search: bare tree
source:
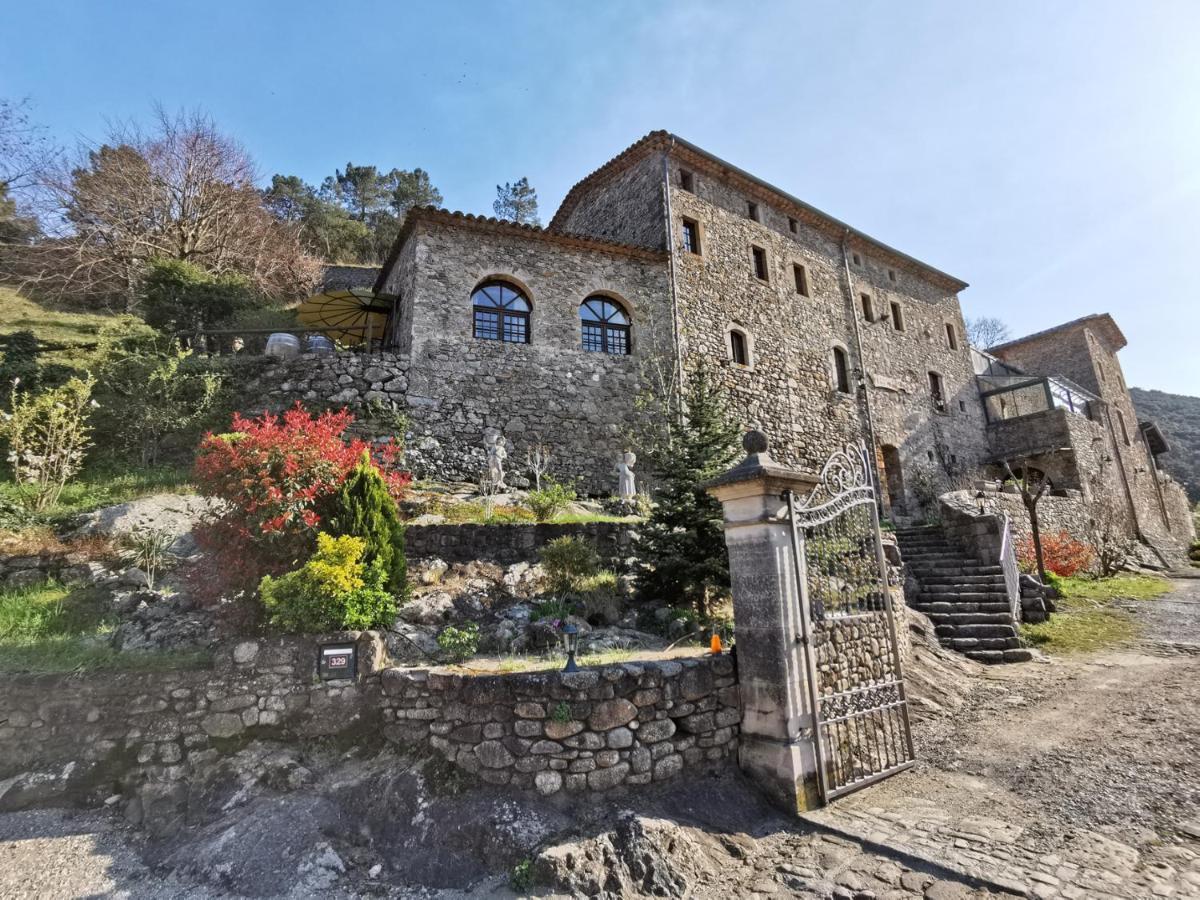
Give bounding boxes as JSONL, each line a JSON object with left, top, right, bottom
{"left": 1001, "top": 459, "right": 1052, "bottom": 584}
{"left": 4, "top": 107, "right": 319, "bottom": 309}
{"left": 966, "top": 315, "right": 1012, "bottom": 349}
{"left": 1086, "top": 494, "right": 1137, "bottom": 577}
{"left": 524, "top": 443, "right": 553, "bottom": 491}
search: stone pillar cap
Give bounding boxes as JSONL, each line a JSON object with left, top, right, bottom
{"left": 704, "top": 430, "right": 817, "bottom": 496}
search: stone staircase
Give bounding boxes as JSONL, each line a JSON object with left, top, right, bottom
{"left": 894, "top": 525, "right": 1032, "bottom": 664}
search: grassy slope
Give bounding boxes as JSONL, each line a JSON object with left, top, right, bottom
{"left": 0, "top": 287, "right": 114, "bottom": 350}
{"left": 1020, "top": 574, "right": 1171, "bottom": 654}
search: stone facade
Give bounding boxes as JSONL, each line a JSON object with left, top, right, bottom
{"left": 379, "top": 655, "right": 738, "bottom": 795}
{"left": 405, "top": 521, "right": 637, "bottom": 565}
{"left": 245, "top": 133, "right": 1189, "bottom": 558}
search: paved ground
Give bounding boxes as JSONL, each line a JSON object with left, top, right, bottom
{"left": 808, "top": 576, "right": 1200, "bottom": 898}
{"left": 2, "top": 579, "right": 1199, "bottom": 898}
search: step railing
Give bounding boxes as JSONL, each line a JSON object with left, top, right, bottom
{"left": 999, "top": 513, "right": 1022, "bottom": 623}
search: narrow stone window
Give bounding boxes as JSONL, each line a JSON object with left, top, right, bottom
{"left": 471, "top": 280, "right": 531, "bottom": 344}
{"left": 860, "top": 293, "right": 875, "bottom": 322}
{"left": 888, "top": 269, "right": 896, "bottom": 282}
{"left": 580, "top": 296, "right": 631, "bottom": 355}
{"left": 788, "top": 217, "right": 797, "bottom": 233}
{"left": 958, "top": 400, "right": 966, "bottom": 412}
{"left": 890, "top": 301, "right": 904, "bottom": 332}
{"left": 747, "top": 201, "right": 759, "bottom": 222}
{"left": 832, "top": 346, "right": 851, "bottom": 394}
{"left": 945, "top": 323, "right": 958, "bottom": 350}
{"left": 928, "top": 371, "right": 946, "bottom": 411}
{"left": 793, "top": 264, "right": 809, "bottom": 296}
{"left": 681, "top": 218, "right": 701, "bottom": 255}
{"left": 752, "top": 246, "right": 769, "bottom": 281}
{"left": 852, "top": 252, "right": 862, "bottom": 266}
{"left": 729, "top": 329, "right": 750, "bottom": 366}
{"left": 679, "top": 169, "right": 695, "bottom": 192}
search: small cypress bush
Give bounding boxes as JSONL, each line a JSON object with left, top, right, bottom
{"left": 329, "top": 450, "right": 408, "bottom": 595}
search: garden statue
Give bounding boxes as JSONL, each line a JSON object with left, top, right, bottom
{"left": 484, "top": 431, "right": 508, "bottom": 490}
{"left": 617, "top": 450, "right": 637, "bottom": 499}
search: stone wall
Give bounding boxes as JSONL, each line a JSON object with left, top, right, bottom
{"left": 377, "top": 219, "right": 674, "bottom": 493}
{"left": 941, "top": 488, "right": 1094, "bottom": 550}
{"left": 406, "top": 521, "right": 638, "bottom": 565}
{"left": 0, "top": 632, "right": 388, "bottom": 815}
{"left": 0, "top": 550, "right": 101, "bottom": 589}
{"left": 378, "top": 654, "right": 738, "bottom": 796}
{"left": 554, "top": 151, "right": 668, "bottom": 250}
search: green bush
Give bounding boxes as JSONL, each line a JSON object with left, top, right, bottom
{"left": 436, "top": 622, "right": 479, "bottom": 663}
{"left": 329, "top": 450, "right": 407, "bottom": 594}
{"left": 550, "top": 701, "right": 572, "bottom": 724}
{"left": 524, "top": 478, "right": 575, "bottom": 523}
{"left": 532, "top": 597, "right": 575, "bottom": 621}
{"left": 510, "top": 859, "right": 533, "bottom": 892}
{"left": 258, "top": 532, "right": 396, "bottom": 632}
{"left": 540, "top": 536, "right": 600, "bottom": 594}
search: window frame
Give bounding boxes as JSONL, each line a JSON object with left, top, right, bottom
{"left": 747, "top": 200, "right": 760, "bottom": 222}
{"left": 793, "top": 263, "right": 809, "bottom": 297}
{"left": 945, "top": 322, "right": 958, "bottom": 350}
{"left": 788, "top": 216, "right": 798, "bottom": 233}
{"left": 471, "top": 279, "right": 531, "bottom": 345}
{"left": 679, "top": 168, "right": 695, "bottom": 193}
{"left": 889, "top": 301, "right": 905, "bottom": 332}
{"left": 728, "top": 327, "right": 751, "bottom": 367}
{"left": 832, "top": 345, "right": 852, "bottom": 394}
{"left": 681, "top": 217, "right": 701, "bottom": 255}
{"left": 861, "top": 293, "right": 875, "bottom": 322}
{"left": 751, "top": 245, "right": 769, "bottom": 282}
{"left": 928, "top": 371, "right": 946, "bottom": 411}
{"left": 579, "top": 295, "right": 632, "bottom": 356}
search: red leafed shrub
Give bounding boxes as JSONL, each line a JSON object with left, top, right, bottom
{"left": 191, "top": 404, "right": 409, "bottom": 600}
{"left": 1016, "top": 530, "right": 1095, "bottom": 578}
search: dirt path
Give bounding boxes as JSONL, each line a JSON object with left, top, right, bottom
{"left": 811, "top": 577, "right": 1200, "bottom": 897}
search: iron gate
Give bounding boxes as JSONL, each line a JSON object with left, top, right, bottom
{"left": 786, "top": 443, "right": 915, "bottom": 803}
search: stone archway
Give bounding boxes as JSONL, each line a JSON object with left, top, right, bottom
{"left": 880, "top": 445, "right": 906, "bottom": 517}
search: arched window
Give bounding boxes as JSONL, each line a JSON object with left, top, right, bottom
{"left": 729, "top": 328, "right": 750, "bottom": 366}
{"left": 832, "top": 346, "right": 851, "bottom": 394}
{"left": 580, "top": 296, "right": 631, "bottom": 355}
{"left": 472, "top": 280, "right": 530, "bottom": 343}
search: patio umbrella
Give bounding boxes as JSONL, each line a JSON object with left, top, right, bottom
{"left": 296, "top": 288, "right": 392, "bottom": 346}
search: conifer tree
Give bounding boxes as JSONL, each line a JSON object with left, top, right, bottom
{"left": 329, "top": 450, "right": 408, "bottom": 595}
{"left": 638, "top": 368, "right": 742, "bottom": 620}
{"left": 493, "top": 177, "right": 540, "bottom": 225}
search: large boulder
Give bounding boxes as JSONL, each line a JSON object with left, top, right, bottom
{"left": 71, "top": 493, "right": 221, "bottom": 556}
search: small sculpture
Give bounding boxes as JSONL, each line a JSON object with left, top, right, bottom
{"left": 617, "top": 450, "right": 637, "bottom": 499}
{"left": 484, "top": 431, "right": 508, "bottom": 490}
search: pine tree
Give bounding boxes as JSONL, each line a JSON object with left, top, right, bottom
{"left": 493, "top": 177, "right": 540, "bottom": 225}
{"left": 329, "top": 450, "right": 408, "bottom": 595}
{"left": 638, "top": 369, "right": 742, "bottom": 620}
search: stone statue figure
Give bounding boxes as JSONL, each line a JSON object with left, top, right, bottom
{"left": 484, "top": 431, "right": 508, "bottom": 490}
{"left": 617, "top": 450, "right": 637, "bottom": 499}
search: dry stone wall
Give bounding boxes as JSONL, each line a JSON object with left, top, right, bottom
{"left": 554, "top": 151, "right": 668, "bottom": 250}
{"left": 378, "top": 655, "right": 738, "bottom": 795}
{"left": 406, "top": 521, "right": 637, "bottom": 565}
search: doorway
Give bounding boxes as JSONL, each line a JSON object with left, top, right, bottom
{"left": 880, "top": 445, "right": 906, "bottom": 516}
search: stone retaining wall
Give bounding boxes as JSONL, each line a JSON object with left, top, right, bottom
{"left": 0, "top": 551, "right": 100, "bottom": 589}
{"left": 405, "top": 521, "right": 638, "bottom": 564}
{"left": 377, "top": 654, "right": 738, "bottom": 795}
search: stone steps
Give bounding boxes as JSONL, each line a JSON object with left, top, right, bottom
{"left": 896, "top": 524, "right": 1028, "bottom": 666}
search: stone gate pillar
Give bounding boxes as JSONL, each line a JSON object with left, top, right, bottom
{"left": 705, "top": 431, "right": 822, "bottom": 813}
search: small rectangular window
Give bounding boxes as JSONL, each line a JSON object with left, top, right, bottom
{"left": 888, "top": 269, "right": 896, "bottom": 282}
{"left": 890, "top": 301, "right": 904, "bottom": 331}
{"left": 958, "top": 400, "right": 966, "bottom": 412}
{"left": 752, "top": 246, "right": 768, "bottom": 281}
{"left": 681, "top": 218, "right": 700, "bottom": 255}
{"left": 793, "top": 264, "right": 809, "bottom": 296}
{"left": 929, "top": 372, "right": 945, "bottom": 410}
{"left": 788, "top": 217, "right": 797, "bottom": 233}
{"left": 945, "top": 323, "right": 958, "bottom": 350}
{"left": 679, "top": 169, "right": 694, "bottom": 192}
{"left": 852, "top": 252, "right": 862, "bottom": 266}
{"left": 833, "top": 347, "right": 851, "bottom": 394}
{"left": 747, "top": 201, "right": 759, "bottom": 222}
{"left": 861, "top": 293, "right": 875, "bottom": 322}
{"left": 730, "top": 330, "right": 749, "bottom": 366}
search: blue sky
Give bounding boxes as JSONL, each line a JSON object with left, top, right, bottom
{"left": 3, "top": 1, "right": 1199, "bottom": 393}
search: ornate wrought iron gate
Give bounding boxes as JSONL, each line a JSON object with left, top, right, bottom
{"left": 786, "top": 444, "right": 915, "bottom": 803}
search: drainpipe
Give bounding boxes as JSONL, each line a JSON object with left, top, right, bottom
{"left": 840, "top": 231, "right": 883, "bottom": 509}
{"left": 661, "top": 143, "right": 686, "bottom": 420}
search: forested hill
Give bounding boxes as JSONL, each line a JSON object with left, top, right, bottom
{"left": 1131, "top": 387, "right": 1200, "bottom": 503}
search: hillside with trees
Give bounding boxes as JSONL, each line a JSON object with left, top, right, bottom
{"left": 1131, "top": 387, "right": 1200, "bottom": 502}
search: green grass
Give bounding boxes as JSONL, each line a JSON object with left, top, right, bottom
{"left": 0, "top": 288, "right": 115, "bottom": 371}
{"left": 0, "top": 579, "right": 209, "bottom": 673}
{"left": 1019, "top": 574, "right": 1171, "bottom": 655}
{"left": 417, "top": 497, "right": 638, "bottom": 526}
{"left": 0, "top": 462, "right": 193, "bottom": 523}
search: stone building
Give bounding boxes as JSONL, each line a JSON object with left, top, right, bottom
{"left": 249, "top": 131, "right": 1193, "bottom": 560}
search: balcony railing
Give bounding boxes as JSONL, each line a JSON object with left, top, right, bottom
{"left": 978, "top": 374, "right": 1100, "bottom": 424}
{"left": 190, "top": 327, "right": 388, "bottom": 358}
